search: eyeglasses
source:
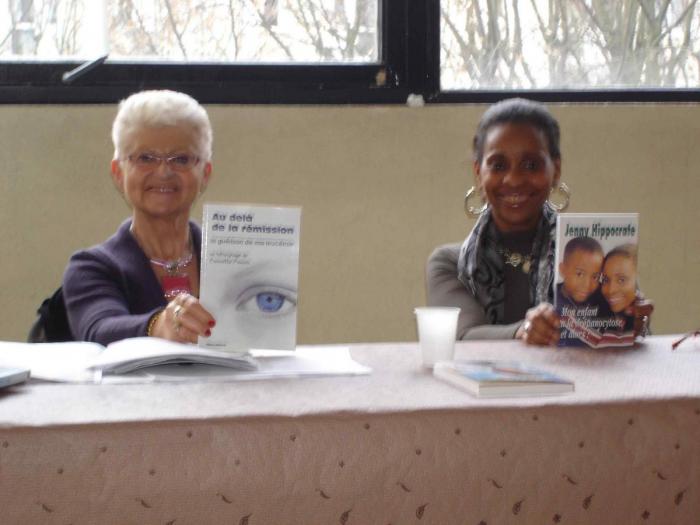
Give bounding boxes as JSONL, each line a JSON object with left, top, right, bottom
{"left": 127, "top": 153, "right": 200, "bottom": 171}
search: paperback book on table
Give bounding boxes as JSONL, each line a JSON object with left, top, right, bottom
{"left": 199, "top": 203, "right": 301, "bottom": 353}
{"left": 433, "top": 360, "right": 573, "bottom": 398}
{"left": 554, "top": 213, "right": 639, "bottom": 348}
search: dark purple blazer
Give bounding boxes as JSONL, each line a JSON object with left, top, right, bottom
{"left": 62, "top": 219, "right": 202, "bottom": 345}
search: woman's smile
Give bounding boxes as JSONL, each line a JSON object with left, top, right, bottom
{"left": 498, "top": 192, "right": 531, "bottom": 207}
{"left": 147, "top": 183, "right": 178, "bottom": 193}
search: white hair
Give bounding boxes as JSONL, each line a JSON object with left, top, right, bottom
{"left": 111, "top": 90, "right": 213, "bottom": 162}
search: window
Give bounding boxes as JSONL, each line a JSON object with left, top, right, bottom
{"left": 1, "top": 0, "right": 379, "bottom": 63}
{"left": 0, "top": 0, "right": 406, "bottom": 104}
{"left": 440, "top": 0, "right": 700, "bottom": 90}
{"left": 1, "top": 0, "right": 699, "bottom": 104}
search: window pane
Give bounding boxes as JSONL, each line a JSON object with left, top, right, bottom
{"left": 0, "top": 0, "right": 379, "bottom": 63}
{"left": 441, "top": 0, "right": 700, "bottom": 90}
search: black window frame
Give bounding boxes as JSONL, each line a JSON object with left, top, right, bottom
{"left": 1, "top": 0, "right": 699, "bottom": 104}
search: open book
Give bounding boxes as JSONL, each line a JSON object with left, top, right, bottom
{"left": 88, "top": 338, "right": 258, "bottom": 374}
{"left": 434, "top": 360, "right": 574, "bottom": 398}
{"left": 0, "top": 338, "right": 370, "bottom": 383}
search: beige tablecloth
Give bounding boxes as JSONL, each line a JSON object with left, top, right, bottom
{"left": 1, "top": 335, "right": 699, "bottom": 524}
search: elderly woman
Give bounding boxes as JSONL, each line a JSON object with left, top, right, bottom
{"left": 63, "top": 90, "right": 215, "bottom": 345}
{"left": 426, "top": 98, "right": 652, "bottom": 346}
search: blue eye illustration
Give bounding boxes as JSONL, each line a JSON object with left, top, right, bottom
{"left": 256, "top": 292, "right": 285, "bottom": 312}
{"left": 236, "top": 286, "right": 297, "bottom": 316}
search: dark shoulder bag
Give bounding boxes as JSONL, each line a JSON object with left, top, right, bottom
{"left": 27, "top": 287, "right": 74, "bottom": 343}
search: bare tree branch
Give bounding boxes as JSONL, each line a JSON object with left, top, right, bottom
{"left": 249, "top": 0, "right": 294, "bottom": 60}
{"left": 163, "top": 0, "right": 188, "bottom": 59}
{"left": 125, "top": 0, "right": 158, "bottom": 55}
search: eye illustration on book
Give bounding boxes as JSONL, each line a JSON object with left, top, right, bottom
{"left": 222, "top": 257, "right": 298, "bottom": 318}
{"left": 235, "top": 285, "right": 297, "bottom": 316}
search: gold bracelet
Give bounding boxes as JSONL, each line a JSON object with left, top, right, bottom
{"left": 146, "top": 310, "right": 163, "bottom": 337}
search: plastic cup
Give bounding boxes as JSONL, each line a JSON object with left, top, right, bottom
{"left": 414, "top": 307, "right": 460, "bottom": 368}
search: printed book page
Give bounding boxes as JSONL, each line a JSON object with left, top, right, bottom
{"left": 88, "top": 337, "right": 258, "bottom": 374}
{"left": 199, "top": 203, "right": 301, "bottom": 353}
{"left": 554, "top": 213, "right": 639, "bottom": 348}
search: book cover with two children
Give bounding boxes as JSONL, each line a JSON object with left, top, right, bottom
{"left": 554, "top": 213, "right": 639, "bottom": 348}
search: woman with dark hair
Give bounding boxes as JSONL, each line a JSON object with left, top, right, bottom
{"left": 426, "top": 98, "right": 650, "bottom": 346}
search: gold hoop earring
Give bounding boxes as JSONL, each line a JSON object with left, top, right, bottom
{"left": 548, "top": 182, "right": 571, "bottom": 212}
{"left": 464, "top": 186, "right": 487, "bottom": 218}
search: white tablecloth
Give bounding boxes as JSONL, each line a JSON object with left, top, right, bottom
{"left": 1, "top": 335, "right": 699, "bottom": 524}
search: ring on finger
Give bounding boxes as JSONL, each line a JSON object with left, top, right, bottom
{"left": 523, "top": 320, "right": 532, "bottom": 333}
{"left": 174, "top": 305, "right": 183, "bottom": 318}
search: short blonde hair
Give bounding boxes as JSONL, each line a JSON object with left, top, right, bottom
{"left": 112, "top": 90, "right": 212, "bottom": 162}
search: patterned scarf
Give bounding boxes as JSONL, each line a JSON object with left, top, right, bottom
{"left": 457, "top": 203, "right": 557, "bottom": 324}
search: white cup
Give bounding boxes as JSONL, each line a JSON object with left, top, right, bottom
{"left": 414, "top": 307, "right": 460, "bottom": 368}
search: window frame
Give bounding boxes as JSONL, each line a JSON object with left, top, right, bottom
{"left": 1, "top": 0, "right": 699, "bottom": 104}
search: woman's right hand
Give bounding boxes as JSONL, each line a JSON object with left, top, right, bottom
{"left": 152, "top": 293, "right": 216, "bottom": 344}
{"left": 631, "top": 297, "right": 654, "bottom": 338}
{"left": 516, "top": 302, "right": 560, "bottom": 346}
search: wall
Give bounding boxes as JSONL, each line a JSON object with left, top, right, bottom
{"left": 1, "top": 103, "right": 697, "bottom": 343}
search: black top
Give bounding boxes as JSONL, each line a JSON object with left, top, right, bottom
{"left": 499, "top": 229, "right": 537, "bottom": 324}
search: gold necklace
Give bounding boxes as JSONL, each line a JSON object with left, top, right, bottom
{"left": 496, "top": 246, "right": 533, "bottom": 274}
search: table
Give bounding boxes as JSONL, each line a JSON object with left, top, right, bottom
{"left": 1, "top": 335, "right": 699, "bottom": 524}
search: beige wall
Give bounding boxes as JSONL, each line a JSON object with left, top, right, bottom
{"left": 1, "top": 103, "right": 698, "bottom": 343}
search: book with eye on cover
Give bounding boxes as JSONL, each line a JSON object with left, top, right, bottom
{"left": 433, "top": 360, "right": 573, "bottom": 398}
{"left": 199, "top": 203, "right": 301, "bottom": 353}
{"left": 554, "top": 213, "right": 639, "bottom": 348}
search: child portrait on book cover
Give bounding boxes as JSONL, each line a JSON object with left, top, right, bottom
{"left": 556, "top": 236, "right": 642, "bottom": 347}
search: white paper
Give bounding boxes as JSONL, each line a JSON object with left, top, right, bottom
{"left": 125, "top": 346, "right": 371, "bottom": 382}
{"left": 0, "top": 341, "right": 370, "bottom": 384}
